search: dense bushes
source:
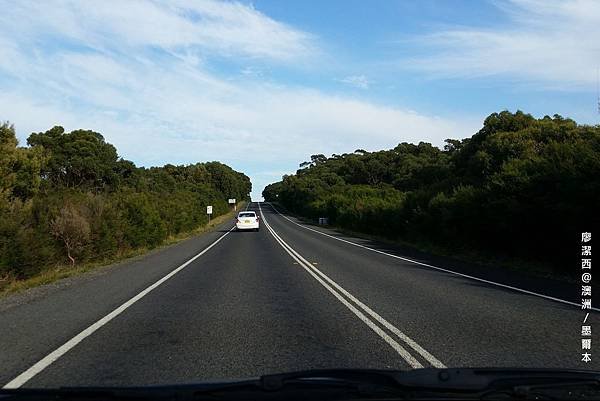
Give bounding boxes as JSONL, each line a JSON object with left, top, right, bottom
{"left": 0, "top": 122, "right": 251, "bottom": 282}
{"left": 263, "top": 111, "right": 600, "bottom": 273}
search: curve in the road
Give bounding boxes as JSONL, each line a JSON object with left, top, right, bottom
{"left": 266, "top": 202, "right": 594, "bottom": 312}
{"left": 258, "top": 202, "right": 446, "bottom": 369}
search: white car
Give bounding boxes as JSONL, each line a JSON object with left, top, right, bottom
{"left": 235, "top": 211, "right": 260, "bottom": 231}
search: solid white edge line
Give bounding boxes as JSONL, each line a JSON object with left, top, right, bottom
{"left": 259, "top": 202, "right": 445, "bottom": 369}
{"left": 266, "top": 202, "right": 594, "bottom": 312}
{"left": 3, "top": 226, "right": 235, "bottom": 389}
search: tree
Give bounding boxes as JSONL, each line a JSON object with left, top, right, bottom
{"left": 50, "top": 204, "right": 91, "bottom": 266}
{"left": 263, "top": 110, "right": 600, "bottom": 273}
{"left": 27, "top": 127, "right": 120, "bottom": 190}
{"left": 0, "top": 122, "right": 18, "bottom": 195}
{"left": 1, "top": 122, "right": 252, "bottom": 285}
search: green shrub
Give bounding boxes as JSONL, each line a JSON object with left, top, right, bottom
{"left": 264, "top": 111, "right": 600, "bottom": 273}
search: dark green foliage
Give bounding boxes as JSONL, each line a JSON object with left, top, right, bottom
{"left": 263, "top": 111, "right": 600, "bottom": 273}
{"left": 27, "top": 127, "right": 120, "bottom": 191}
{"left": 121, "top": 193, "right": 167, "bottom": 248}
{"left": 0, "top": 124, "right": 251, "bottom": 281}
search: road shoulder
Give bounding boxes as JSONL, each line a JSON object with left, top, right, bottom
{"left": 0, "top": 203, "right": 244, "bottom": 309}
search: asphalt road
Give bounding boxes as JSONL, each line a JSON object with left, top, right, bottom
{"left": 0, "top": 202, "right": 597, "bottom": 388}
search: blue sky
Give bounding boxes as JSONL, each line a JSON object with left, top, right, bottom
{"left": 1, "top": 0, "right": 599, "bottom": 200}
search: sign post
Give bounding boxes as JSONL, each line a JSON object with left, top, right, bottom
{"left": 206, "top": 205, "right": 213, "bottom": 224}
{"left": 228, "top": 198, "right": 236, "bottom": 211}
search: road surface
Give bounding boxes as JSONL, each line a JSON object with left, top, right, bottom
{"left": 0, "top": 202, "right": 596, "bottom": 387}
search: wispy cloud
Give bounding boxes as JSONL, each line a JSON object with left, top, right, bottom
{"left": 403, "top": 0, "right": 600, "bottom": 89}
{"left": 0, "top": 0, "right": 316, "bottom": 62}
{"left": 0, "top": 0, "right": 479, "bottom": 199}
{"left": 240, "top": 66, "right": 264, "bottom": 77}
{"left": 337, "top": 75, "right": 371, "bottom": 89}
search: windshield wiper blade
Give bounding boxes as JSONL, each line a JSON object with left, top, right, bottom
{"left": 2, "top": 368, "right": 600, "bottom": 401}
{"left": 259, "top": 368, "right": 400, "bottom": 389}
{"left": 0, "top": 369, "right": 401, "bottom": 401}
{"left": 390, "top": 368, "right": 600, "bottom": 400}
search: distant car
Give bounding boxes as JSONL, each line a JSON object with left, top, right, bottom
{"left": 235, "top": 211, "right": 260, "bottom": 231}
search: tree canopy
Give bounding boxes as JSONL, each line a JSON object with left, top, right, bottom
{"left": 263, "top": 111, "right": 600, "bottom": 274}
{"left": 1, "top": 123, "right": 251, "bottom": 282}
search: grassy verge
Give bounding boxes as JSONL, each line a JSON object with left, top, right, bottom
{"left": 0, "top": 202, "right": 245, "bottom": 297}
{"left": 270, "top": 203, "right": 574, "bottom": 283}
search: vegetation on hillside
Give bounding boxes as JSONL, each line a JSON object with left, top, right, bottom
{"left": 263, "top": 111, "right": 599, "bottom": 274}
{"left": 0, "top": 123, "right": 251, "bottom": 283}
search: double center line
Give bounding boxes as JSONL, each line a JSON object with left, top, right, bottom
{"left": 258, "top": 202, "right": 445, "bottom": 369}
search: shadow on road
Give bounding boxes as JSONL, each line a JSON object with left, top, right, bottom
{"left": 262, "top": 202, "right": 579, "bottom": 307}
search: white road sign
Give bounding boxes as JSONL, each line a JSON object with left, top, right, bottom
{"left": 228, "top": 198, "right": 236, "bottom": 204}
{"left": 206, "top": 206, "right": 213, "bottom": 215}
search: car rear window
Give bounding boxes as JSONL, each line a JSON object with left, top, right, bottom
{"left": 239, "top": 212, "right": 256, "bottom": 218}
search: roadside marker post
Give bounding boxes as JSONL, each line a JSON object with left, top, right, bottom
{"left": 206, "top": 205, "right": 213, "bottom": 224}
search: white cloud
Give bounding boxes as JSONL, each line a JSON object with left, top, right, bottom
{"left": 240, "top": 66, "right": 264, "bottom": 76}
{"left": 0, "top": 0, "right": 479, "bottom": 200}
{"left": 0, "top": 0, "right": 315, "bottom": 62}
{"left": 337, "top": 75, "right": 371, "bottom": 89}
{"left": 1, "top": 79, "right": 479, "bottom": 199}
{"left": 403, "top": 0, "right": 600, "bottom": 89}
